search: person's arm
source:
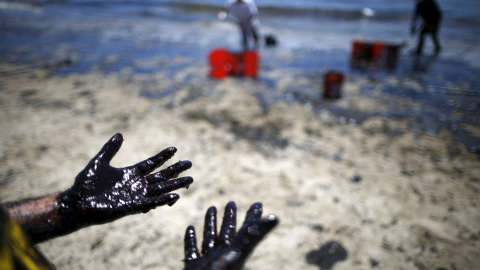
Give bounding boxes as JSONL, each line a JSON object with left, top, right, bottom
{"left": 248, "top": 0, "right": 258, "bottom": 17}
{"left": 218, "top": 0, "right": 231, "bottom": 20}
{"left": 2, "top": 193, "right": 64, "bottom": 243}
{"left": 245, "top": 0, "right": 259, "bottom": 26}
{"left": 183, "top": 201, "right": 279, "bottom": 270}
{"left": 2, "top": 133, "right": 193, "bottom": 244}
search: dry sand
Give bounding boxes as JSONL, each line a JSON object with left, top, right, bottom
{"left": 0, "top": 62, "right": 479, "bottom": 270}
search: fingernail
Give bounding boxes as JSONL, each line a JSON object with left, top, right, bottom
{"left": 264, "top": 215, "right": 280, "bottom": 227}
{"left": 266, "top": 214, "right": 277, "bottom": 221}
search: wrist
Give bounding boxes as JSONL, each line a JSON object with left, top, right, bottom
{"left": 58, "top": 188, "right": 82, "bottom": 233}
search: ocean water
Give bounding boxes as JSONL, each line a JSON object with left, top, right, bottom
{"left": 0, "top": 0, "right": 479, "bottom": 152}
{"left": 1, "top": 0, "right": 479, "bottom": 67}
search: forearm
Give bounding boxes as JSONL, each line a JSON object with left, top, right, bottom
{"left": 2, "top": 192, "right": 79, "bottom": 244}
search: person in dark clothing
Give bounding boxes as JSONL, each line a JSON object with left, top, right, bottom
{"left": 411, "top": 0, "right": 443, "bottom": 55}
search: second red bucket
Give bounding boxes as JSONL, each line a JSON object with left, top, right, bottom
{"left": 323, "top": 71, "right": 345, "bottom": 99}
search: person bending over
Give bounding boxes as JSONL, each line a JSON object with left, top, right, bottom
{"left": 219, "top": 0, "right": 260, "bottom": 50}
{"left": 411, "top": 0, "right": 442, "bottom": 55}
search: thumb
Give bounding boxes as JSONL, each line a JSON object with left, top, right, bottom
{"left": 94, "top": 133, "right": 124, "bottom": 164}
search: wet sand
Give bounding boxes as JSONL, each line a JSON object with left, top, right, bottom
{"left": 0, "top": 54, "right": 479, "bottom": 270}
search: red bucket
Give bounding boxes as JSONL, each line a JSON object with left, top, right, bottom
{"left": 209, "top": 48, "right": 230, "bottom": 79}
{"left": 208, "top": 49, "right": 259, "bottom": 78}
{"left": 228, "top": 52, "right": 242, "bottom": 75}
{"left": 371, "top": 42, "right": 386, "bottom": 61}
{"left": 324, "top": 71, "right": 345, "bottom": 99}
{"left": 351, "top": 40, "right": 371, "bottom": 60}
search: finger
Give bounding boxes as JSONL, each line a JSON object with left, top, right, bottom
{"left": 202, "top": 206, "right": 217, "bottom": 256}
{"left": 184, "top": 225, "right": 200, "bottom": 264}
{"left": 134, "top": 193, "right": 180, "bottom": 214}
{"left": 135, "top": 147, "right": 177, "bottom": 175}
{"left": 95, "top": 133, "right": 124, "bottom": 164}
{"left": 232, "top": 214, "right": 279, "bottom": 259}
{"left": 145, "top": 160, "right": 192, "bottom": 184}
{"left": 218, "top": 201, "right": 237, "bottom": 246}
{"left": 147, "top": 176, "right": 193, "bottom": 197}
{"left": 243, "top": 202, "right": 263, "bottom": 226}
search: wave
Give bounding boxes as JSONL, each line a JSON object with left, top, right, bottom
{"left": 5, "top": 0, "right": 476, "bottom": 26}
{"left": 0, "top": 1, "right": 42, "bottom": 11}
{"left": 167, "top": 2, "right": 412, "bottom": 21}
{"left": 167, "top": 2, "right": 480, "bottom": 25}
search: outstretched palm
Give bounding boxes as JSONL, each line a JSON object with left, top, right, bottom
{"left": 61, "top": 133, "right": 193, "bottom": 227}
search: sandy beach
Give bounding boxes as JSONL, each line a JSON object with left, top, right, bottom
{"left": 1, "top": 54, "right": 479, "bottom": 269}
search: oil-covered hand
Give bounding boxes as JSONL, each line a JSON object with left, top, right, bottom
{"left": 59, "top": 133, "right": 193, "bottom": 231}
{"left": 184, "top": 201, "right": 279, "bottom": 270}
{"left": 3, "top": 133, "right": 193, "bottom": 244}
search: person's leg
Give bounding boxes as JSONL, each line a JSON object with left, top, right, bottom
{"left": 415, "top": 30, "right": 425, "bottom": 54}
{"left": 432, "top": 31, "right": 441, "bottom": 54}
{"left": 240, "top": 24, "right": 248, "bottom": 50}
{"left": 251, "top": 27, "right": 259, "bottom": 49}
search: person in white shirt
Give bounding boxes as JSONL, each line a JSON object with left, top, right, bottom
{"left": 218, "top": 0, "right": 260, "bottom": 50}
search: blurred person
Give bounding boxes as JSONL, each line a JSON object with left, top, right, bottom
{"left": 218, "top": 0, "right": 260, "bottom": 50}
{"left": 411, "top": 0, "right": 442, "bottom": 55}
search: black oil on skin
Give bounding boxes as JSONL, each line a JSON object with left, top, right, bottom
{"left": 59, "top": 133, "right": 194, "bottom": 229}
{"left": 306, "top": 241, "right": 348, "bottom": 270}
{"left": 183, "top": 202, "right": 279, "bottom": 270}
{"left": 4, "top": 133, "right": 193, "bottom": 245}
